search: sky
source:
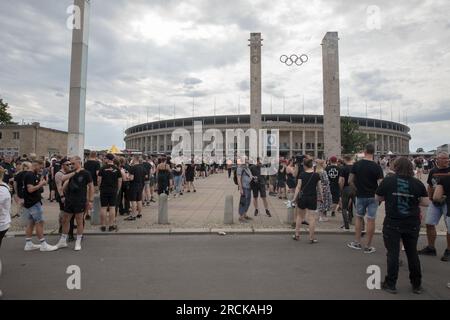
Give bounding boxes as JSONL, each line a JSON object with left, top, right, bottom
{"left": 0, "top": 0, "right": 449, "bottom": 151}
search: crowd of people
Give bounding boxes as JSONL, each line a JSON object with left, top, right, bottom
{"left": 233, "top": 146, "right": 450, "bottom": 294}
{"left": 1, "top": 147, "right": 449, "bottom": 295}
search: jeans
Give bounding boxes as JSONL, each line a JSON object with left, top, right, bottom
{"left": 382, "top": 222, "right": 421, "bottom": 288}
{"left": 174, "top": 175, "right": 183, "bottom": 194}
{"left": 356, "top": 197, "right": 378, "bottom": 219}
{"left": 238, "top": 188, "right": 252, "bottom": 216}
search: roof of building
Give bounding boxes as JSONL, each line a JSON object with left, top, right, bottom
{"left": 0, "top": 122, "right": 67, "bottom": 134}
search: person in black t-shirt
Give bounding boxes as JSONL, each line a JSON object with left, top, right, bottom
{"left": 249, "top": 158, "right": 271, "bottom": 217}
{"left": 292, "top": 158, "right": 323, "bottom": 243}
{"left": 325, "top": 156, "right": 341, "bottom": 217}
{"left": 339, "top": 155, "right": 355, "bottom": 230}
{"left": 125, "top": 156, "right": 146, "bottom": 221}
{"left": 83, "top": 151, "right": 100, "bottom": 220}
{"left": 142, "top": 156, "right": 152, "bottom": 206}
{"left": 376, "top": 157, "right": 430, "bottom": 294}
{"left": 22, "top": 160, "right": 58, "bottom": 252}
{"left": 98, "top": 154, "right": 122, "bottom": 232}
{"left": 13, "top": 162, "right": 32, "bottom": 219}
{"left": 418, "top": 151, "right": 450, "bottom": 259}
{"left": 348, "top": 144, "right": 383, "bottom": 254}
{"left": 56, "top": 156, "right": 94, "bottom": 251}
{"left": 433, "top": 173, "right": 450, "bottom": 262}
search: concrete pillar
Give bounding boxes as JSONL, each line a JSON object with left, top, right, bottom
{"left": 314, "top": 130, "right": 318, "bottom": 158}
{"left": 302, "top": 130, "right": 306, "bottom": 155}
{"left": 158, "top": 193, "right": 169, "bottom": 224}
{"left": 381, "top": 134, "right": 385, "bottom": 154}
{"left": 224, "top": 195, "right": 234, "bottom": 224}
{"left": 144, "top": 136, "right": 148, "bottom": 154}
{"left": 322, "top": 32, "right": 341, "bottom": 159}
{"left": 289, "top": 131, "right": 293, "bottom": 158}
{"left": 249, "top": 33, "right": 263, "bottom": 154}
{"left": 157, "top": 135, "right": 160, "bottom": 153}
{"left": 163, "top": 134, "right": 167, "bottom": 153}
{"left": 67, "top": 0, "right": 90, "bottom": 158}
{"left": 150, "top": 136, "right": 154, "bottom": 153}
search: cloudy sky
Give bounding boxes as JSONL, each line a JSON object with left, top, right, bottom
{"left": 1, "top": 0, "right": 449, "bottom": 151}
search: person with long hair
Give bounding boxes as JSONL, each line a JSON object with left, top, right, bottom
{"left": 292, "top": 158, "right": 323, "bottom": 243}
{"left": 376, "top": 157, "right": 429, "bottom": 294}
{"left": 316, "top": 159, "right": 333, "bottom": 222}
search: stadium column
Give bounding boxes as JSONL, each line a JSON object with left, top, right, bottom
{"left": 289, "top": 131, "right": 293, "bottom": 158}
{"left": 157, "top": 135, "right": 160, "bottom": 153}
{"left": 381, "top": 134, "right": 385, "bottom": 154}
{"left": 150, "top": 136, "right": 153, "bottom": 153}
{"left": 163, "top": 134, "right": 167, "bottom": 154}
{"left": 314, "top": 130, "right": 318, "bottom": 158}
{"left": 144, "top": 136, "right": 148, "bottom": 154}
{"left": 321, "top": 32, "right": 341, "bottom": 159}
{"left": 302, "top": 130, "right": 306, "bottom": 155}
{"left": 249, "top": 33, "right": 262, "bottom": 158}
{"left": 67, "top": 0, "right": 90, "bottom": 158}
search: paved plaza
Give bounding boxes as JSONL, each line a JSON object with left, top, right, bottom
{"left": 1, "top": 234, "right": 449, "bottom": 300}
{"left": 7, "top": 172, "right": 448, "bottom": 235}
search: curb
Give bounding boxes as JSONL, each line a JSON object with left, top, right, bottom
{"left": 5, "top": 228, "right": 447, "bottom": 237}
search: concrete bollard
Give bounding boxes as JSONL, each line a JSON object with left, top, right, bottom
{"left": 91, "top": 193, "right": 101, "bottom": 226}
{"left": 158, "top": 193, "right": 169, "bottom": 224}
{"left": 287, "top": 193, "right": 294, "bottom": 224}
{"left": 224, "top": 195, "right": 234, "bottom": 224}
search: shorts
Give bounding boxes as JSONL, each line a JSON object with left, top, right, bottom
{"left": 128, "top": 183, "right": 144, "bottom": 202}
{"left": 100, "top": 192, "right": 117, "bottom": 207}
{"left": 297, "top": 195, "right": 317, "bottom": 211}
{"left": 64, "top": 200, "right": 86, "bottom": 214}
{"left": 355, "top": 197, "right": 378, "bottom": 220}
{"left": 24, "top": 202, "right": 44, "bottom": 223}
{"left": 150, "top": 176, "right": 156, "bottom": 187}
{"left": 330, "top": 185, "right": 340, "bottom": 204}
{"left": 425, "top": 203, "right": 448, "bottom": 232}
{"left": 269, "top": 175, "right": 276, "bottom": 186}
{"left": 251, "top": 183, "right": 267, "bottom": 198}
{"left": 277, "top": 179, "right": 286, "bottom": 189}
{"left": 144, "top": 180, "right": 150, "bottom": 186}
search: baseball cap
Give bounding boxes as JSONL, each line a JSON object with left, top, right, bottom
{"left": 329, "top": 156, "right": 338, "bottom": 163}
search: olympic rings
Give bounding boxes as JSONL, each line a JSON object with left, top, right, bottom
{"left": 280, "top": 54, "right": 309, "bottom": 66}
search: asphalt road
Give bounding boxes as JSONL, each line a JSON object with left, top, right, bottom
{"left": 0, "top": 234, "right": 449, "bottom": 300}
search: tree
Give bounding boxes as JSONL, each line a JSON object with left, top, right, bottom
{"left": 416, "top": 148, "right": 424, "bottom": 153}
{"left": 0, "top": 98, "right": 15, "bottom": 125}
{"left": 341, "top": 117, "right": 371, "bottom": 155}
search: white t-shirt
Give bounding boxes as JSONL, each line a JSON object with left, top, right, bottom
{"left": 0, "top": 182, "right": 12, "bottom": 232}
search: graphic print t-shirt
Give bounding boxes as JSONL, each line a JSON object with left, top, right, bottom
{"left": 325, "top": 165, "right": 340, "bottom": 188}
{"left": 376, "top": 175, "right": 427, "bottom": 226}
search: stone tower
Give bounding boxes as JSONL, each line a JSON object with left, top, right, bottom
{"left": 249, "top": 33, "right": 262, "bottom": 154}
{"left": 68, "top": 0, "right": 90, "bottom": 158}
{"left": 322, "top": 32, "right": 341, "bottom": 158}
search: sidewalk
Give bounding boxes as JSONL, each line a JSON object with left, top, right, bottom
{"left": 8, "top": 172, "right": 448, "bottom": 235}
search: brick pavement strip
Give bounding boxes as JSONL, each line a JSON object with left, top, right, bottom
{"left": 8, "top": 172, "right": 447, "bottom": 235}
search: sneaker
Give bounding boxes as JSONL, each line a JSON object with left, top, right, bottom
{"left": 381, "top": 281, "right": 397, "bottom": 294}
{"left": 150, "top": 198, "right": 156, "bottom": 203}
{"left": 56, "top": 240, "right": 68, "bottom": 249}
{"left": 124, "top": 216, "right": 136, "bottom": 221}
{"left": 68, "top": 235, "right": 75, "bottom": 242}
{"left": 239, "top": 217, "right": 248, "bottom": 223}
{"left": 319, "top": 217, "right": 329, "bottom": 222}
{"left": 85, "top": 215, "right": 91, "bottom": 220}
{"left": 301, "top": 220, "right": 309, "bottom": 226}
{"left": 108, "top": 225, "right": 117, "bottom": 232}
{"left": 24, "top": 242, "right": 41, "bottom": 251}
{"left": 137, "top": 214, "right": 142, "bottom": 219}
{"left": 40, "top": 243, "right": 58, "bottom": 252}
{"left": 364, "top": 247, "right": 376, "bottom": 254}
{"left": 244, "top": 216, "right": 253, "bottom": 220}
{"left": 418, "top": 246, "right": 437, "bottom": 256}
{"left": 180, "top": 192, "right": 183, "bottom": 196}
{"left": 100, "top": 226, "right": 107, "bottom": 232}
{"left": 254, "top": 209, "right": 259, "bottom": 216}
{"left": 74, "top": 240, "right": 82, "bottom": 251}
{"left": 266, "top": 209, "right": 272, "bottom": 217}
{"left": 440, "top": 249, "right": 450, "bottom": 262}
{"left": 347, "top": 241, "right": 362, "bottom": 250}
{"left": 412, "top": 285, "right": 423, "bottom": 294}
{"left": 331, "top": 211, "right": 336, "bottom": 217}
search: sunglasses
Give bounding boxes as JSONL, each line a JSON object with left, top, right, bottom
{"left": 63, "top": 163, "right": 72, "bottom": 166}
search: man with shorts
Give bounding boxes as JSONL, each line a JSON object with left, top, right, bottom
{"left": 56, "top": 156, "right": 94, "bottom": 251}
{"left": 23, "top": 160, "right": 58, "bottom": 252}
{"left": 326, "top": 156, "right": 341, "bottom": 217}
{"left": 142, "top": 156, "right": 152, "bottom": 206}
{"left": 125, "top": 156, "right": 145, "bottom": 221}
{"left": 348, "top": 144, "right": 384, "bottom": 253}
{"left": 419, "top": 152, "right": 450, "bottom": 261}
{"left": 54, "top": 158, "right": 75, "bottom": 240}
{"left": 433, "top": 174, "right": 450, "bottom": 261}
{"left": 250, "top": 157, "right": 271, "bottom": 217}
{"left": 98, "top": 154, "right": 122, "bottom": 232}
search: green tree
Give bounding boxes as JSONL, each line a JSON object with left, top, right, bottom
{"left": 0, "top": 98, "right": 15, "bottom": 124}
{"left": 341, "top": 117, "right": 370, "bottom": 155}
{"left": 416, "top": 147, "right": 424, "bottom": 153}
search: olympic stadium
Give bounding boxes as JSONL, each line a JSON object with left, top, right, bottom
{"left": 124, "top": 114, "right": 411, "bottom": 159}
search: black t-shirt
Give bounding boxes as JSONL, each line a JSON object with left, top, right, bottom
{"left": 98, "top": 164, "right": 121, "bottom": 194}
{"left": 298, "top": 172, "right": 320, "bottom": 197}
{"left": 1, "top": 162, "right": 14, "bottom": 183}
{"left": 325, "top": 165, "right": 340, "bottom": 188}
{"left": 173, "top": 165, "right": 183, "bottom": 177}
{"left": 376, "top": 175, "right": 427, "bottom": 225}
{"left": 14, "top": 170, "right": 26, "bottom": 199}
{"left": 437, "top": 176, "right": 450, "bottom": 216}
{"left": 351, "top": 159, "right": 383, "bottom": 197}
{"left": 142, "top": 162, "right": 152, "bottom": 181}
{"left": 250, "top": 164, "right": 266, "bottom": 185}
{"left": 427, "top": 167, "right": 450, "bottom": 189}
{"left": 340, "top": 164, "right": 352, "bottom": 187}
{"left": 66, "top": 170, "right": 93, "bottom": 204}
{"left": 84, "top": 160, "right": 101, "bottom": 186}
{"left": 129, "top": 164, "right": 145, "bottom": 185}
{"left": 23, "top": 171, "right": 43, "bottom": 208}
